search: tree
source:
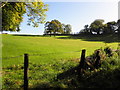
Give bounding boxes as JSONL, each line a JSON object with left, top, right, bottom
{"left": 103, "top": 21, "right": 117, "bottom": 34}
{"left": 2, "top": 2, "right": 26, "bottom": 32}
{"left": 51, "top": 19, "right": 63, "bottom": 35}
{"left": 84, "top": 25, "right": 89, "bottom": 32}
{"left": 90, "top": 19, "right": 104, "bottom": 35}
{"left": 44, "top": 19, "right": 63, "bottom": 36}
{"left": 106, "top": 21, "right": 116, "bottom": 33}
{"left": 65, "top": 24, "right": 72, "bottom": 34}
{"left": 0, "top": 1, "right": 8, "bottom": 8}
{"left": 2, "top": 1, "right": 48, "bottom": 31}
{"left": 79, "top": 24, "right": 91, "bottom": 34}
{"left": 82, "top": 24, "right": 91, "bottom": 34}
{"left": 61, "top": 24, "right": 72, "bottom": 34}
{"left": 62, "top": 23, "right": 66, "bottom": 34}
{"left": 44, "top": 21, "right": 52, "bottom": 36}
{"left": 117, "top": 19, "right": 120, "bottom": 34}
{"left": 102, "top": 24, "right": 108, "bottom": 34}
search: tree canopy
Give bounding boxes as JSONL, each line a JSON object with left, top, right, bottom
{"left": 45, "top": 20, "right": 61, "bottom": 35}
{"left": 2, "top": 1, "right": 48, "bottom": 31}
{"left": 44, "top": 19, "right": 72, "bottom": 36}
{"left": 103, "top": 21, "right": 117, "bottom": 34}
{"left": 117, "top": 19, "right": 120, "bottom": 34}
{"left": 80, "top": 19, "right": 119, "bottom": 35}
{"left": 90, "top": 19, "right": 104, "bottom": 34}
{"left": 44, "top": 19, "right": 63, "bottom": 35}
{"left": 64, "top": 24, "right": 72, "bottom": 34}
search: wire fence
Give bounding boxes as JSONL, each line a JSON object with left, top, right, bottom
{"left": 2, "top": 49, "right": 120, "bottom": 89}
{"left": 2, "top": 55, "right": 23, "bottom": 60}
{"left": 2, "top": 50, "right": 81, "bottom": 89}
{"left": 2, "top": 49, "right": 120, "bottom": 60}
{"left": 1, "top": 50, "right": 81, "bottom": 60}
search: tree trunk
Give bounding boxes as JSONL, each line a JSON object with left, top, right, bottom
{"left": 118, "top": 27, "right": 120, "bottom": 41}
{"left": 54, "top": 32, "right": 56, "bottom": 37}
{"left": 50, "top": 32, "right": 51, "bottom": 37}
{"left": 97, "top": 31, "right": 100, "bottom": 35}
{"left": 90, "top": 29, "right": 93, "bottom": 35}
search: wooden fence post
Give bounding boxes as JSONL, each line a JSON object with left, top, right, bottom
{"left": 79, "top": 49, "right": 86, "bottom": 73}
{"left": 24, "top": 54, "right": 29, "bottom": 90}
{"left": 94, "top": 50, "right": 101, "bottom": 69}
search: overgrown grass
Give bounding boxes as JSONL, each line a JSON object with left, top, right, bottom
{"left": 1, "top": 34, "right": 119, "bottom": 88}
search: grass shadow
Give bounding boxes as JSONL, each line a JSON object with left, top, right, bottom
{"left": 33, "top": 65, "right": 82, "bottom": 88}
{"left": 56, "top": 65, "right": 80, "bottom": 80}
{"left": 12, "top": 34, "right": 44, "bottom": 37}
{"left": 56, "top": 34, "right": 119, "bottom": 43}
{"left": 33, "top": 65, "right": 120, "bottom": 88}
{"left": 12, "top": 34, "right": 119, "bottom": 43}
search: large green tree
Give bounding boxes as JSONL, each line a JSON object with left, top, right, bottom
{"left": 44, "top": 19, "right": 63, "bottom": 36}
{"left": 90, "top": 19, "right": 104, "bottom": 34}
{"left": 1, "top": 1, "right": 48, "bottom": 31}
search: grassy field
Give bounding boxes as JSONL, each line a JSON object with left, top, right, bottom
{"left": 1, "top": 34, "right": 119, "bottom": 88}
{"left": 2, "top": 34, "right": 118, "bottom": 66}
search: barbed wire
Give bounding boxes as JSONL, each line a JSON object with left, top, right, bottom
{"left": 1, "top": 50, "right": 80, "bottom": 60}
{"left": 29, "top": 50, "right": 80, "bottom": 56}
{"left": 1, "top": 49, "right": 120, "bottom": 60}
{"left": 1, "top": 55, "right": 23, "bottom": 60}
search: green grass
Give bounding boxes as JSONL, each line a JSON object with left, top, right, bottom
{"left": 1, "top": 34, "right": 119, "bottom": 88}
{"left": 2, "top": 34, "right": 118, "bottom": 66}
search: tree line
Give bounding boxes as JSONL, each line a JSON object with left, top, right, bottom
{"left": 1, "top": 2, "right": 120, "bottom": 36}
{"left": 80, "top": 19, "right": 120, "bottom": 35}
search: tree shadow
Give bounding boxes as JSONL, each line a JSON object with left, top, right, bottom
{"left": 56, "top": 34, "right": 119, "bottom": 43}
{"left": 33, "top": 66, "right": 120, "bottom": 88}
{"left": 56, "top": 65, "right": 80, "bottom": 80}
{"left": 12, "top": 34, "right": 119, "bottom": 43}
{"left": 32, "top": 65, "right": 82, "bottom": 89}
{"left": 12, "top": 34, "right": 44, "bottom": 37}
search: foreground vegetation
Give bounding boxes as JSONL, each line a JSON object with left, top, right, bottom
{"left": 2, "top": 34, "right": 119, "bottom": 88}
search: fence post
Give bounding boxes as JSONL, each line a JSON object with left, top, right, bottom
{"left": 94, "top": 50, "right": 101, "bottom": 69}
{"left": 79, "top": 49, "right": 86, "bottom": 73}
{"left": 24, "top": 54, "right": 29, "bottom": 90}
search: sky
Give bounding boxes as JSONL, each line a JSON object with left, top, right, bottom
{"left": 3, "top": 1, "right": 118, "bottom": 35}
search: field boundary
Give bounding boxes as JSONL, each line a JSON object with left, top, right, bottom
{"left": 1, "top": 50, "right": 80, "bottom": 60}
{"left": 2, "top": 47, "right": 120, "bottom": 89}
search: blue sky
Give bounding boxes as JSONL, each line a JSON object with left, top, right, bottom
{"left": 5, "top": 1, "right": 118, "bottom": 35}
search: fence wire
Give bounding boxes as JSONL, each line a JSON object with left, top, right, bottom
{"left": 1, "top": 50, "right": 81, "bottom": 60}
{"left": 1, "top": 55, "right": 23, "bottom": 60}
{"left": 2, "top": 48, "right": 120, "bottom": 60}
{"left": 29, "top": 50, "right": 80, "bottom": 56}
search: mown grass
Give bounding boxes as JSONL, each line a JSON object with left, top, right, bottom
{"left": 1, "top": 34, "right": 119, "bottom": 88}
{"left": 2, "top": 34, "right": 118, "bottom": 66}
